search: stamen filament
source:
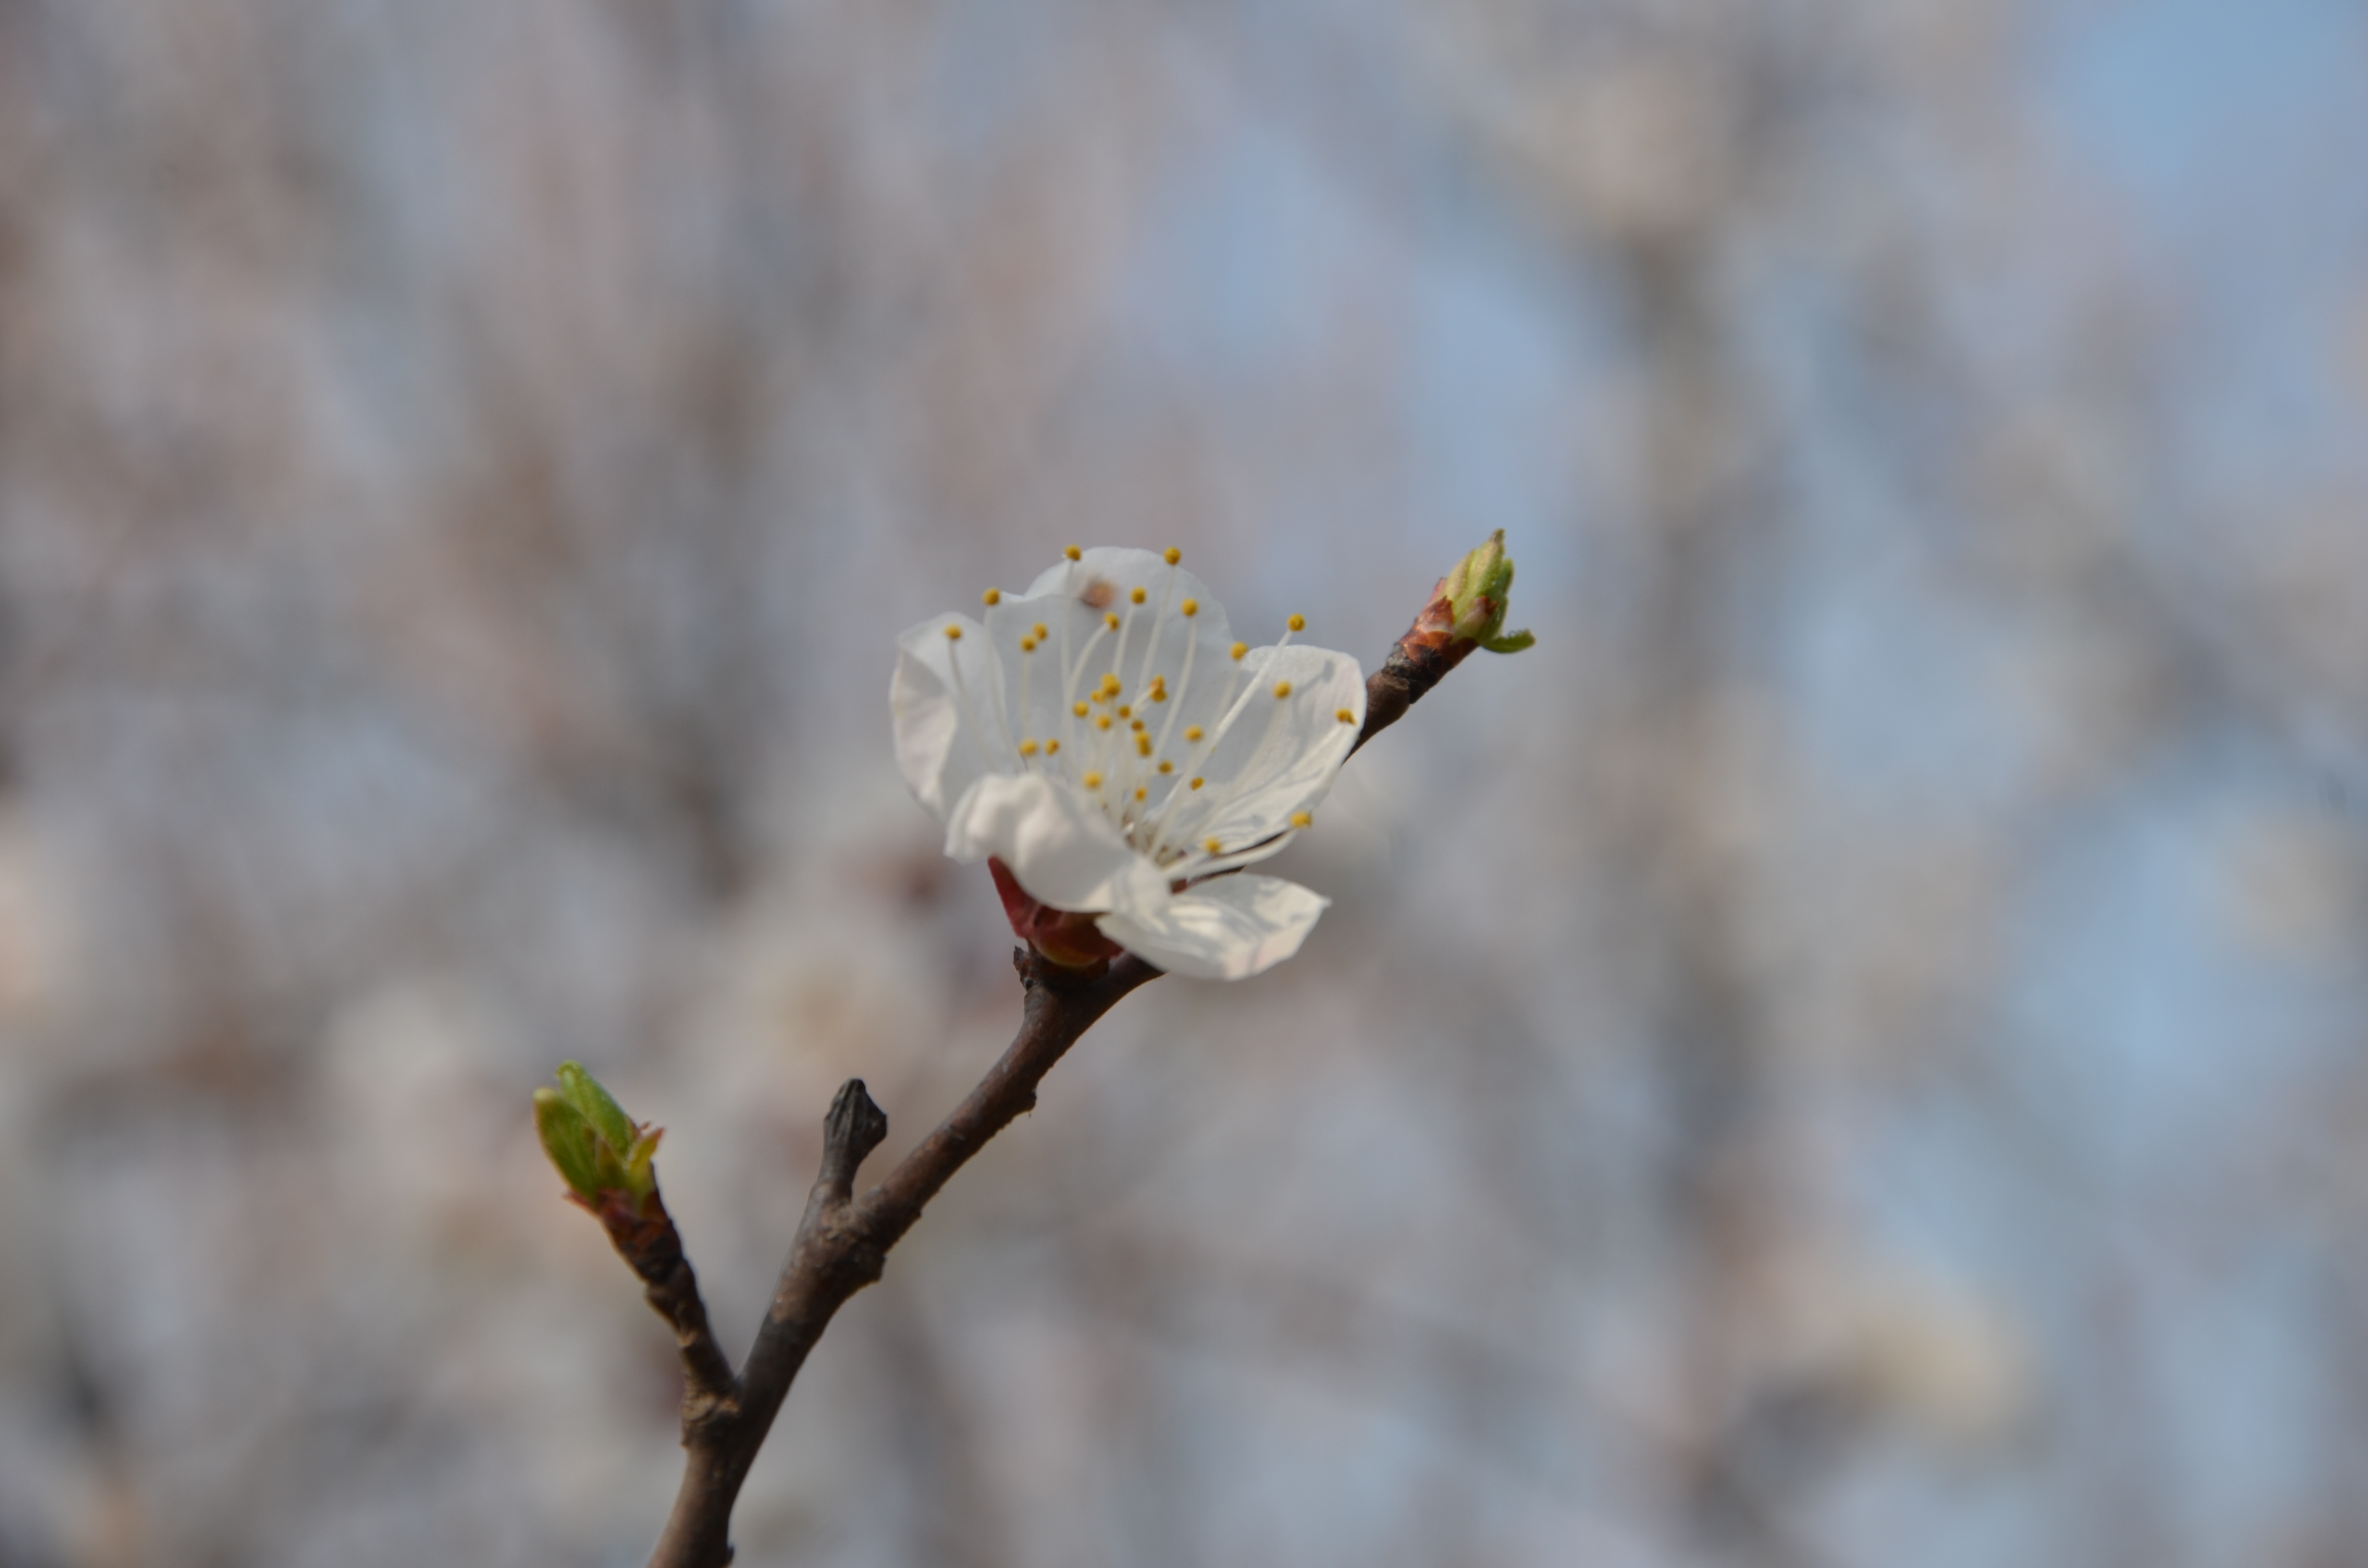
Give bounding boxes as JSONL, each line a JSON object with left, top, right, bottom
{"left": 975, "top": 616, "right": 1020, "bottom": 757}
{"left": 1058, "top": 598, "right": 1076, "bottom": 758}
{"left": 1016, "top": 631, "right": 1035, "bottom": 767}
{"left": 1157, "top": 671, "right": 1298, "bottom": 857}
{"left": 1060, "top": 618, "right": 1113, "bottom": 760}
{"left": 1149, "top": 590, "right": 1202, "bottom": 760}
{"left": 1131, "top": 558, "right": 1179, "bottom": 707}
{"left": 1196, "top": 625, "right": 1298, "bottom": 784}
{"left": 1182, "top": 834, "right": 1300, "bottom": 881}
{"left": 941, "top": 637, "right": 1001, "bottom": 772}
{"left": 1100, "top": 560, "right": 1187, "bottom": 830}
{"left": 1106, "top": 596, "right": 1137, "bottom": 714}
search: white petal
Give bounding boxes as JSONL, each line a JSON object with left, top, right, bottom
{"left": 890, "top": 613, "right": 1012, "bottom": 820}
{"left": 995, "top": 554, "right": 1243, "bottom": 784}
{"left": 1159, "top": 643, "right": 1365, "bottom": 869}
{"left": 1023, "top": 547, "right": 1218, "bottom": 612}
{"left": 944, "top": 771, "right": 1172, "bottom": 914}
{"left": 1017, "top": 551, "right": 1234, "bottom": 717}
{"left": 1094, "top": 874, "right": 1330, "bottom": 980}
{"left": 979, "top": 594, "right": 1133, "bottom": 753}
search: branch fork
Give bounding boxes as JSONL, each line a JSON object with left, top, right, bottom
{"left": 631, "top": 952, "right": 1158, "bottom": 1568}
{"left": 549, "top": 539, "right": 1526, "bottom": 1566}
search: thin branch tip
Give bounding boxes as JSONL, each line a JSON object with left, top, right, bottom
{"left": 819, "top": 1079, "right": 888, "bottom": 1196}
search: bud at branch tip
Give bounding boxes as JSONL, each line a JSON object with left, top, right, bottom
{"left": 532, "top": 1060, "right": 665, "bottom": 1208}
{"left": 1440, "top": 529, "right": 1534, "bottom": 655}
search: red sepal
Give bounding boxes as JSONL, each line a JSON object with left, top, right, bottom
{"left": 988, "top": 857, "right": 1125, "bottom": 968}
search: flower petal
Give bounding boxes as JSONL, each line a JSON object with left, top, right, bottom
{"left": 890, "top": 612, "right": 1013, "bottom": 820}
{"left": 1024, "top": 547, "right": 1219, "bottom": 614}
{"left": 944, "top": 771, "right": 1172, "bottom": 914}
{"left": 981, "top": 593, "right": 1131, "bottom": 754}
{"left": 1093, "top": 873, "right": 1330, "bottom": 980}
{"left": 1158, "top": 643, "right": 1365, "bottom": 870}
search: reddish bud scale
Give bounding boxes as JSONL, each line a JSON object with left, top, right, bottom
{"left": 988, "top": 857, "right": 1126, "bottom": 969}
{"left": 1398, "top": 581, "right": 1485, "bottom": 674}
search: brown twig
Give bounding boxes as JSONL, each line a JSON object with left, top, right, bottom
{"left": 644, "top": 956, "right": 1157, "bottom": 1568}
{"left": 630, "top": 624, "right": 1454, "bottom": 1568}
{"left": 591, "top": 1188, "right": 736, "bottom": 1412}
{"left": 1353, "top": 585, "right": 1472, "bottom": 757}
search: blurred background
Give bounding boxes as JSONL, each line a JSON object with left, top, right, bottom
{"left": 1, "top": 0, "right": 2366, "bottom": 1564}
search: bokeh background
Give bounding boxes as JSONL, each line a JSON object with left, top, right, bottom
{"left": 2, "top": 0, "right": 2367, "bottom": 1564}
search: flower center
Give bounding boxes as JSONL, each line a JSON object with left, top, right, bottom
{"left": 958, "top": 552, "right": 1348, "bottom": 876}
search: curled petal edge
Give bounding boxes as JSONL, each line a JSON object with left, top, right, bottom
{"left": 890, "top": 612, "right": 1001, "bottom": 820}
{"left": 1093, "top": 873, "right": 1329, "bottom": 981}
{"left": 944, "top": 771, "right": 1173, "bottom": 916}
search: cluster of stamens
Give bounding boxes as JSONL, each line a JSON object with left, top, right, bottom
{"left": 942, "top": 548, "right": 1356, "bottom": 874}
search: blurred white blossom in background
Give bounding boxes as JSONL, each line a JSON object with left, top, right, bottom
{"left": 0, "top": 1, "right": 2364, "bottom": 1566}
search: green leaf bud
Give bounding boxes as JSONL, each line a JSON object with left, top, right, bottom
{"left": 1440, "top": 530, "right": 1533, "bottom": 655}
{"left": 535, "top": 1063, "right": 664, "bottom": 1207}
{"left": 555, "top": 1060, "right": 637, "bottom": 1155}
{"left": 532, "top": 1087, "right": 605, "bottom": 1200}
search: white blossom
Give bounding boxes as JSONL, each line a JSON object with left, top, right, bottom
{"left": 891, "top": 547, "right": 1365, "bottom": 979}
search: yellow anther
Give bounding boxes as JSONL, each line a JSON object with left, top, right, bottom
{"left": 945, "top": 625, "right": 962, "bottom": 640}
{"left": 1230, "top": 642, "right": 1248, "bottom": 661}
{"left": 1031, "top": 623, "right": 1048, "bottom": 640}
{"left": 1190, "top": 777, "right": 1204, "bottom": 790}
{"left": 1287, "top": 613, "right": 1305, "bottom": 632}
{"left": 1118, "top": 705, "right": 1132, "bottom": 719}
{"left": 1336, "top": 708, "right": 1354, "bottom": 723}
{"left": 1203, "top": 837, "right": 1222, "bottom": 854}
{"left": 1019, "top": 739, "right": 1039, "bottom": 757}
{"left": 1130, "top": 586, "right": 1147, "bottom": 604}
{"left": 1082, "top": 771, "right": 1103, "bottom": 789}
{"left": 1184, "top": 725, "right": 1204, "bottom": 743}
{"left": 1272, "top": 680, "right": 1293, "bottom": 699}
{"left": 1163, "top": 547, "right": 1181, "bottom": 565}
{"left": 1135, "top": 734, "right": 1153, "bottom": 757}
{"left": 1105, "top": 612, "right": 1120, "bottom": 631}
{"left": 983, "top": 588, "right": 1002, "bottom": 606}
{"left": 1180, "top": 598, "right": 1199, "bottom": 617}
{"left": 1096, "top": 713, "right": 1113, "bottom": 731}
{"left": 1290, "top": 812, "right": 1312, "bottom": 829}
{"left": 1020, "top": 637, "right": 1036, "bottom": 653}
{"left": 1045, "top": 739, "right": 1060, "bottom": 754}
{"left": 1157, "top": 760, "right": 1173, "bottom": 774}
{"left": 1064, "top": 545, "right": 1082, "bottom": 561}
{"left": 1135, "top": 786, "right": 1147, "bottom": 801}
{"left": 1101, "top": 673, "right": 1123, "bottom": 695}
{"left": 1130, "top": 718, "right": 1145, "bottom": 732}
{"left": 1151, "top": 688, "right": 1168, "bottom": 702}
{"left": 1073, "top": 701, "right": 1090, "bottom": 718}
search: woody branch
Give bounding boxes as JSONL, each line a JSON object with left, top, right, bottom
{"left": 542, "top": 542, "right": 1527, "bottom": 1568}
